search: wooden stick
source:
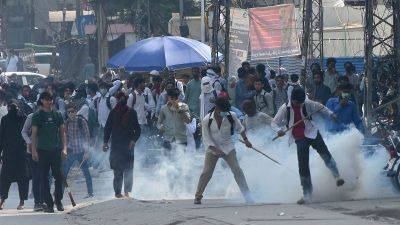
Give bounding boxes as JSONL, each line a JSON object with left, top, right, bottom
{"left": 239, "top": 139, "right": 282, "bottom": 165}
{"left": 272, "top": 106, "right": 325, "bottom": 141}
{"left": 238, "top": 140, "right": 298, "bottom": 176}
{"left": 63, "top": 159, "right": 86, "bottom": 207}
{"left": 64, "top": 180, "right": 76, "bottom": 207}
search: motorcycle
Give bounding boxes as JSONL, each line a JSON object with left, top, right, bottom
{"left": 383, "top": 129, "right": 400, "bottom": 190}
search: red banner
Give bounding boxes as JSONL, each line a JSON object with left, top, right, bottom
{"left": 249, "top": 4, "right": 300, "bottom": 60}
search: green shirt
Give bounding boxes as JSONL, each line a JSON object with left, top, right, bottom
{"left": 32, "top": 110, "right": 64, "bottom": 151}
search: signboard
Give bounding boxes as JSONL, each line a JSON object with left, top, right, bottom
{"left": 229, "top": 8, "right": 250, "bottom": 76}
{"left": 76, "top": 14, "right": 96, "bottom": 37}
{"left": 249, "top": 4, "right": 300, "bottom": 60}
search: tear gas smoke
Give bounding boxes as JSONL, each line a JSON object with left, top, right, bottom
{"left": 93, "top": 126, "right": 397, "bottom": 203}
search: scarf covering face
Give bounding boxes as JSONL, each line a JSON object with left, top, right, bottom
{"left": 201, "top": 76, "right": 213, "bottom": 94}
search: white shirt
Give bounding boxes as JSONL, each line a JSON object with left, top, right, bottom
{"left": 6, "top": 55, "right": 18, "bottom": 72}
{"left": 202, "top": 111, "right": 244, "bottom": 155}
{"left": 77, "top": 104, "right": 89, "bottom": 121}
{"left": 271, "top": 99, "right": 333, "bottom": 144}
{"left": 21, "top": 113, "right": 33, "bottom": 145}
{"left": 97, "top": 94, "right": 117, "bottom": 127}
{"left": 127, "top": 90, "right": 152, "bottom": 125}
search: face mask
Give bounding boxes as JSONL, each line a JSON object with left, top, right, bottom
{"left": 100, "top": 89, "right": 107, "bottom": 96}
{"left": 219, "top": 111, "right": 228, "bottom": 118}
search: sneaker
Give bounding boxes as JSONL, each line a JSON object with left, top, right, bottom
{"left": 115, "top": 194, "right": 124, "bottom": 199}
{"left": 336, "top": 178, "right": 345, "bottom": 187}
{"left": 194, "top": 198, "right": 202, "bottom": 205}
{"left": 43, "top": 205, "right": 55, "bottom": 213}
{"left": 83, "top": 194, "right": 94, "bottom": 199}
{"left": 297, "top": 194, "right": 311, "bottom": 205}
{"left": 55, "top": 202, "right": 64, "bottom": 212}
{"left": 33, "top": 203, "right": 43, "bottom": 212}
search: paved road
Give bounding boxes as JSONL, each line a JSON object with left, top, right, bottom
{"left": 2, "top": 197, "right": 400, "bottom": 225}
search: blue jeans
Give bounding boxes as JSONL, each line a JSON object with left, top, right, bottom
{"left": 63, "top": 153, "right": 93, "bottom": 196}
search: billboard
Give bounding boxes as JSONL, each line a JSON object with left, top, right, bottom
{"left": 229, "top": 8, "right": 250, "bottom": 75}
{"left": 249, "top": 4, "right": 300, "bottom": 60}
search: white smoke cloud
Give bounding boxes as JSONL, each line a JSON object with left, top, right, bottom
{"left": 93, "top": 127, "right": 397, "bottom": 204}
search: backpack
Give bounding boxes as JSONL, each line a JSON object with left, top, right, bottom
{"left": 80, "top": 104, "right": 99, "bottom": 139}
{"left": 272, "top": 89, "right": 288, "bottom": 115}
{"left": 208, "top": 111, "right": 235, "bottom": 135}
{"left": 95, "top": 96, "right": 112, "bottom": 111}
{"left": 285, "top": 103, "right": 311, "bottom": 128}
{"left": 256, "top": 91, "right": 269, "bottom": 111}
{"left": 130, "top": 92, "right": 149, "bottom": 106}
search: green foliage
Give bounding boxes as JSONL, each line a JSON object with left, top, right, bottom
{"left": 94, "top": 0, "right": 200, "bottom": 36}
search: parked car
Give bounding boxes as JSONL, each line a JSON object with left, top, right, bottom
{"left": 3, "top": 72, "right": 47, "bottom": 88}
{"left": 34, "top": 52, "right": 59, "bottom": 75}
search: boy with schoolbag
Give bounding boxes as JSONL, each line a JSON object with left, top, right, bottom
{"left": 254, "top": 78, "right": 274, "bottom": 117}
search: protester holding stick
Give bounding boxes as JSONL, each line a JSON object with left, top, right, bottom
{"left": 272, "top": 87, "right": 345, "bottom": 205}
{"left": 63, "top": 103, "right": 93, "bottom": 198}
{"left": 194, "top": 97, "right": 254, "bottom": 205}
{"left": 31, "top": 92, "right": 67, "bottom": 213}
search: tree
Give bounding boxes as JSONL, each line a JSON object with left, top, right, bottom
{"left": 90, "top": 0, "right": 200, "bottom": 37}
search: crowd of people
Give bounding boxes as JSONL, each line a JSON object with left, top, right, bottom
{"left": 0, "top": 56, "right": 371, "bottom": 212}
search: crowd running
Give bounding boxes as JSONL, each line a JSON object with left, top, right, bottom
{"left": 0, "top": 57, "right": 372, "bottom": 212}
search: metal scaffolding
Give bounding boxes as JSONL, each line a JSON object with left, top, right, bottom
{"left": 301, "top": 0, "right": 323, "bottom": 72}
{"left": 210, "top": 0, "right": 231, "bottom": 75}
{"left": 364, "top": 0, "right": 400, "bottom": 128}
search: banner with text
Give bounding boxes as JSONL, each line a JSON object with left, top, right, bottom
{"left": 249, "top": 4, "right": 300, "bottom": 60}
{"left": 229, "top": 8, "right": 250, "bottom": 75}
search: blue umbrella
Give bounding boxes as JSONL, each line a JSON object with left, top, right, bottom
{"left": 107, "top": 36, "right": 216, "bottom": 72}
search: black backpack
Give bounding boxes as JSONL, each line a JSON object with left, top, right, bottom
{"left": 285, "top": 103, "right": 311, "bottom": 128}
{"left": 208, "top": 111, "right": 235, "bottom": 135}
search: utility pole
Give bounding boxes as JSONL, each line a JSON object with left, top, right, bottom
{"left": 95, "top": 0, "right": 108, "bottom": 72}
{"left": 301, "top": 0, "right": 323, "bottom": 73}
{"left": 179, "top": 0, "right": 184, "bottom": 26}
{"left": 211, "top": 0, "right": 231, "bottom": 76}
{"left": 364, "top": 0, "right": 399, "bottom": 131}
{"left": 200, "top": 0, "right": 205, "bottom": 42}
